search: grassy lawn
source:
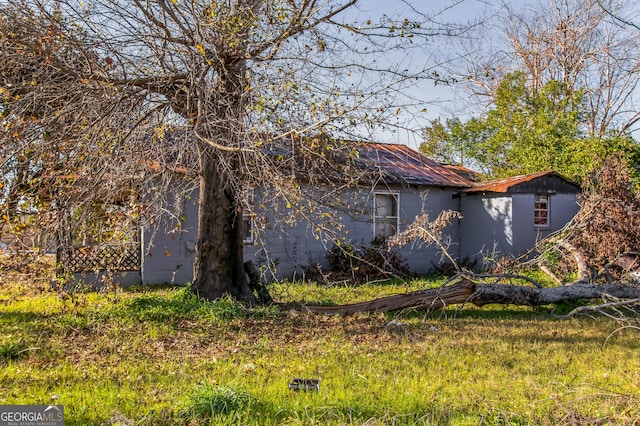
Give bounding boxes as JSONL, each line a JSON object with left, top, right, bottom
{"left": 1, "top": 264, "right": 639, "bottom": 425}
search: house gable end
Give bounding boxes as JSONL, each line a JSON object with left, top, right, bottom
{"left": 464, "top": 171, "right": 581, "bottom": 195}
{"left": 507, "top": 175, "right": 581, "bottom": 194}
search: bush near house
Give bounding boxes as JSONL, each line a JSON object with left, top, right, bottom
{"left": 305, "top": 239, "right": 411, "bottom": 284}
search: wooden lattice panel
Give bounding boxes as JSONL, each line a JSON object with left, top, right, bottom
{"left": 64, "top": 244, "right": 140, "bottom": 273}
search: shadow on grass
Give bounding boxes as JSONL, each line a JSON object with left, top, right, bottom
{"left": 386, "top": 304, "right": 636, "bottom": 347}
{"left": 386, "top": 303, "right": 557, "bottom": 322}
{"left": 401, "top": 297, "right": 613, "bottom": 321}
{"left": 104, "top": 290, "right": 246, "bottom": 324}
{"left": 0, "top": 309, "right": 79, "bottom": 338}
{"left": 0, "top": 310, "right": 53, "bottom": 324}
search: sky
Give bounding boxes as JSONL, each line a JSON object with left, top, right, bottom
{"left": 341, "top": 0, "right": 640, "bottom": 149}
{"left": 344, "top": 0, "right": 509, "bottom": 149}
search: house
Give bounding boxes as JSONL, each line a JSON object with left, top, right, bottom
{"left": 458, "top": 171, "right": 581, "bottom": 265}
{"left": 63, "top": 142, "right": 581, "bottom": 285}
{"left": 140, "top": 142, "right": 474, "bottom": 284}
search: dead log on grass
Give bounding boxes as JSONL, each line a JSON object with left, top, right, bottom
{"left": 304, "top": 279, "right": 476, "bottom": 314}
{"left": 471, "top": 282, "right": 640, "bottom": 306}
{"left": 303, "top": 279, "right": 640, "bottom": 315}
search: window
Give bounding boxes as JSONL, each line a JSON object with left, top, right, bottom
{"left": 534, "top": 194, "right": 549, "bottom": 226}
{"left": 242, "top": 214, "right": 254, "bottom": 244}
{"left": 242, "top": 189, "right": 255, "bottom": 244}
{"left": 373, "top": 192, "right": 399, "bottom": 238}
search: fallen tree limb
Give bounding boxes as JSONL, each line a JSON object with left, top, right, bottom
{"left": 551, "top": 298, "right": 640, "bottom": 320}
{"left": 538, "top": 264, "right": 564, "bottom": 286}
{"left": 472, "top": 273, "right": 543, "bottom": 288}
{"left": 471, "top": 283, "right": 640, "bottom": 306}
{"left": 303, "top": 279, "right": 640, "bottom": 315}
{"left": 303, "top": 279, "right": 476, "bottom": 314}
{"left": 556, "top": 240, "right": 590, "bottom": 284}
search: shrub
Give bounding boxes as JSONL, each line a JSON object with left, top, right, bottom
{"left": 310, "top": 239, "right": 410, "bottom": 284}
{"left": 542, "top": 155, "right": 640, "bottom": 282}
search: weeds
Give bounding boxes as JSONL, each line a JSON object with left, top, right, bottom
{"left": 99, "top": 286, "right": 247, "bottom": 324}
{"left": 306, "top": 240, "right": 411, "bottom": 284}
{"left": 184, "top": 383, "right": 252, "bottom": 417}
{"left": 0, "top": 340, "right": 28, "bottom": 363}
{"left": 1, "top": 276, "right": 639, "bottom": 425}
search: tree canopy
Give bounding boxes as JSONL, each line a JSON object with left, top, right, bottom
{"left": 439, "top": 0, "right": 640, "bottom": 138}
{"left": 0, "top": 0, "right": 461, "bottom": 301}
{"left": 420, "top": 72, "right": 639, "bottom": 182}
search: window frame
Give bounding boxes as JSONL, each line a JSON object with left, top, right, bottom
{"left": 242, "top": 188, "right": 255, "bottom": 244}
{"left": 373, "top": 191, "right": 400, "bottom": 239}
{"left": 533, "top": 194, "right": 550, "bottom": 227}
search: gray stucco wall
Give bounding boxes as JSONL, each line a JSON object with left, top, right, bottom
{"left": 141, "top": 193, "right": 199, "bottom": 285}
{"left": 459, "top": 194, "right": 513, "bottom": 265}
{"left": 395, "top": 186, "right": 460, "bottom": 274}
{"left": 459, "top": 192, "right": 579, "bottom": 265}
{"left": 140, "top": 183, "right": 461, "bottom": 284}
{"left": 511, "top": 193, "right": 579, "bottom": 255}
{"left": 243, "top": 184, "right": 461, "bottom": 279}
{"left": 138, "top": 182, "right": 579, "bottom": 284}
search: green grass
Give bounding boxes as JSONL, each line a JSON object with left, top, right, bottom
{"left": 1, "top": 267, "right": 639, "bottom": 425}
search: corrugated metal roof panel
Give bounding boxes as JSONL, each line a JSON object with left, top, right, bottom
{"left": 358, "top": 143, "right": 474, "bottom": 187}
{"left": 442, "top": 164, "right": 481, "bottom": 182}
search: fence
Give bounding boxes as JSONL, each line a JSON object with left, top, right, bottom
{"left": 60, "top": 243, "right": 141, "bottom": 273}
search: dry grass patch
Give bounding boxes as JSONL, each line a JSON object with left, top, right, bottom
{"left": 0, "top": 264, "right": 639, "bottom": 424}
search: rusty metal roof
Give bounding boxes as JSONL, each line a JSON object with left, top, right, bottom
{"left": 464, "top": 170, "right": 572, "bottom": 193}
{"left": 358, "top": 143, "right": 475, "bottom": 187}
{"left": 442, "top": 164, "right": 481, "bottom": 182}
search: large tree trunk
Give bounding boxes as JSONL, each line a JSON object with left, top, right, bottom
{"left": 303, "top": 279, "right": 640, "bottom": 314}
{"left": 190, "top": 50, "right": 261, "bottom": 303}
{"left": 191, "top": 144, "right": 256, "bottom": 303}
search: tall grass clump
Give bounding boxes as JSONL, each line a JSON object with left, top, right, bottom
{"left": 0, "top": 340, "right": 28, "bottom": 363}
{"left": 182, "top": 383, "right": 252, "bottom": 417}
{"left": 190, "top": 292, "right": 247, "bottom": 321}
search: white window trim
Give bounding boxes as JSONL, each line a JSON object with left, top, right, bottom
{"left": 534, "top": 194, "right": 550, "bottom": 227}
{"left": 242, "top": 188, "right": 255, "bottom": 244}
{"left": 243, "top": 215, "right": 254, "bottom": 244}
{"left": 373, "top": 191, "right": 400, "bottom": 239}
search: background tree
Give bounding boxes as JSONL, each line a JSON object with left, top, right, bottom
{"left": 423, "top": 0, "right": 640, "bottom": 181}
{"left": 0, "top": 1, "right": 462, "bottom": 301}
{"left": 501, "top": 0, "right": 640, "bottom": 137}
{"left": 441, "top": 0, "right": 640, "bottom": 138}
{"left": 420, "top": 71, "right": 638, "bottom": 181}
{"left": 0, "top": 7, "right": 151, "bottom": 264}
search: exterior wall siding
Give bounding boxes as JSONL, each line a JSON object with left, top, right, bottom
{"left": 511, "top": 193, "right": 579, "bottom": 256}
{"left": 459, "top": 192, "right": 579, "bottom": 264}
{"left": 395, "top": 187, "right": 460, "bottom": 274}
{"left": 133, "top": 176, "right": 579, "bottom": 285}
{"left": 140, "top": 183, "right": 461, "bottom": 284}
{"left": 141, "top": 194, "right": 198, "bottom": 285}
{"left": 459, "top": 195, "right": 513, "bottom": 265}
{"left": 244, "top": 184, "right": 461, "bottom": 279}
